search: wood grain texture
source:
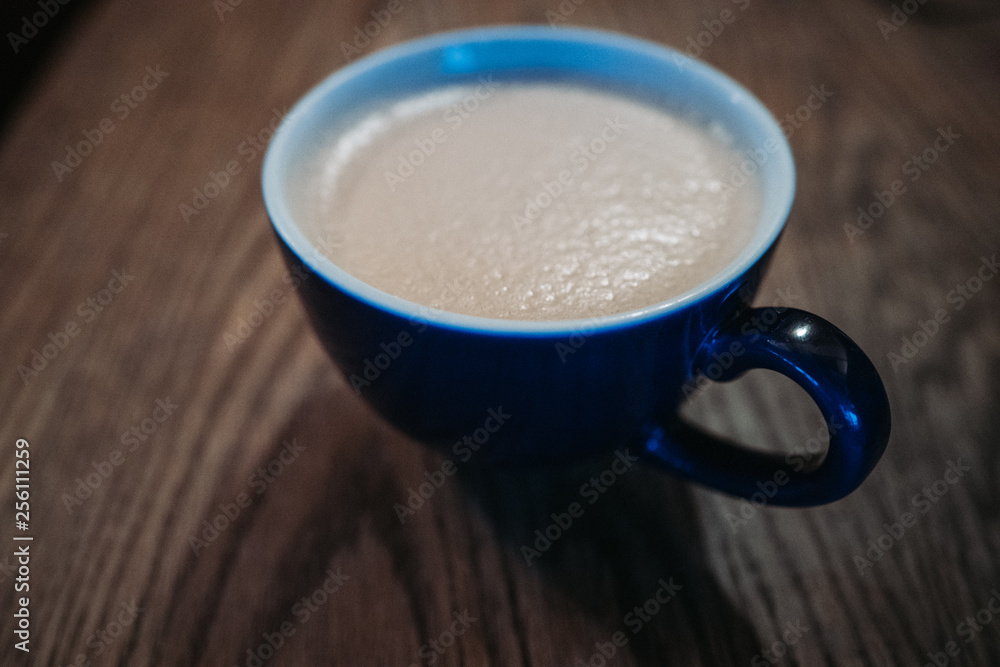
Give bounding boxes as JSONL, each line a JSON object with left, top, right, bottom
{"left": 1, "top": 0, "right": 999, "bottom": 665}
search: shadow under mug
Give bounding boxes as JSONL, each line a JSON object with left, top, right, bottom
{"left": 262, "top": 26, "right": 891, "bottom": 506}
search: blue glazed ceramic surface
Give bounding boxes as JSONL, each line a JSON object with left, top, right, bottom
{"left": 263, "top": 26, "right": 890, "bottom": 506}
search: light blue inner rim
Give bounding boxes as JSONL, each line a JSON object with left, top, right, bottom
{"left": 262, "top": 26, "right": 795, "bottom": 336}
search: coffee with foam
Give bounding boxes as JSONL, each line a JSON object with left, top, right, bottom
{"left": 288, "top": 82, "right": 759, "bottom": 321}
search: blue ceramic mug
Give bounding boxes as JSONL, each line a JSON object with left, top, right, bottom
{"left": 262, "top": 26, "right": 890, "bottom": 506}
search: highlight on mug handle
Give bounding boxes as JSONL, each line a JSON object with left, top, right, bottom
{"left": 639, "top": 308, "right": 891, "bottom": 506}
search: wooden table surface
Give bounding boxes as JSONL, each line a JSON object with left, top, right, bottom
{"left": 2, "top": 1, "right": 999, "bottom": 665}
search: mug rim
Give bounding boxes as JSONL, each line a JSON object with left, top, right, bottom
{"left": 262, "top": 25, "right": 796, "bottom": 336}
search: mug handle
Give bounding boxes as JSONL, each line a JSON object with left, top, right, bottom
{"left": 639, "top": 308, "right": 891, "bottom": 506}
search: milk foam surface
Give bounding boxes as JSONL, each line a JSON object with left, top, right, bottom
{"left": 289, "top": 83, "right": 760, "bottom": 320}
